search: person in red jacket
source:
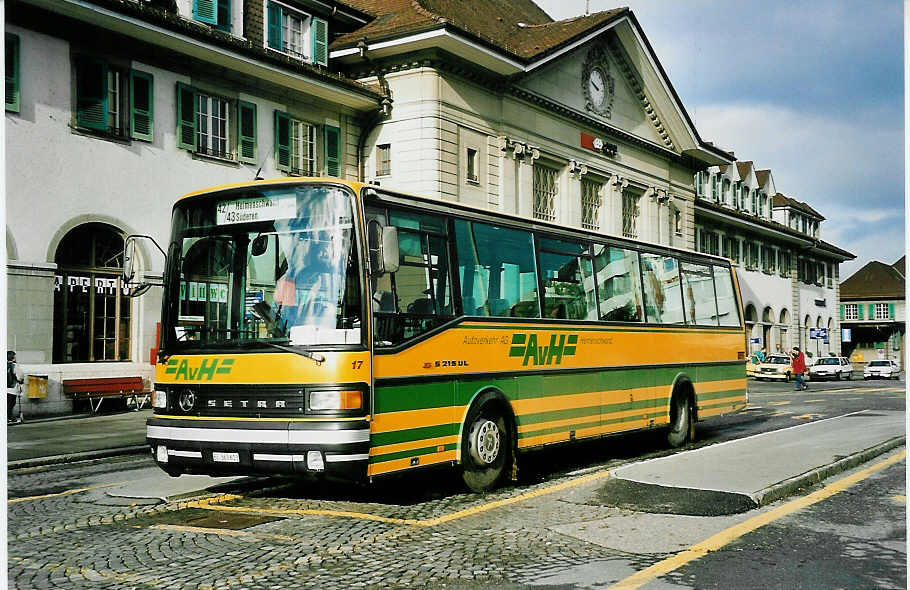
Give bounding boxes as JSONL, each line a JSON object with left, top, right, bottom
{"left": 792, "top": 346, "right": 808, "bottom": 391}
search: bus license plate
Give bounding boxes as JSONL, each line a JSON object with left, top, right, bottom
{"left": 212, "top": 452, "right": 240, "bottom": 463}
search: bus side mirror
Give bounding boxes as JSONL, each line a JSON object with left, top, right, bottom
{"left": 122, "top": 234, "right": 167, "bottom": 297}
{"left": 368, "top": 221, "right": 400, "bottom": 276}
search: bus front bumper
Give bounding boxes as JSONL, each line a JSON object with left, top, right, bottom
{"left": 146, "top": 416, "right": 370, "bottom": 479}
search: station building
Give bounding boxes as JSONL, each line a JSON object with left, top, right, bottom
{"left": 6, "top": 0, "right": 854, "bottom": 416}
{"left": 693, "top": 164, "right": 854, "bottom": 358}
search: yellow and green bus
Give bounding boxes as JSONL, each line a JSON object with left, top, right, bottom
{"left": 137, "top": 178, "right": 746, "bottom": 491}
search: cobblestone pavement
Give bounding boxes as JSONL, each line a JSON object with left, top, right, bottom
{"left": 8, "top": 432, "right": 674, "bottom": 590}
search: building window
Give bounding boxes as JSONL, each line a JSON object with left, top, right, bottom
{"left": 707, "top": 232, "right": 719, "bottom": 256}
{"left": 7, "top": 33, "right": 20, "bottom": 113}
{"left": 53, "top": 223, "right": 131, "bottom": 363}
{"left": 274, "top": 111, "right": 315, "bottom": 175}
{"left": 674, "top": 210, "right": 682, "bottom": 235}
{"left": 75, "top": 58, "right": 154, "bottom": 141}
{"left": 532, "top": 164, "right": 558, "bottom": 222}
{"left": 581, "top": 178, "right": 602, "bottom": 231}
{"left": 844, "top": 304, "right": 858, "bottom": 320}
{"left": 747, "top": 242, "right": 760, "bottom": 270}
{"left": 622, "top": 190, "right": 640, "bottom": 238}
{"left": 760, "top": 193, "right": 768, "bottom": 217}
{"left": 176, "top": 83, "right": 235, "bottom": 159}
{"left": 196, "top": 94, "right": 230, "bottom": 158}
{"left": 722, "top": 179, "right": 731, "bottom": 205}
{"left": 377, "top": 143, "right": 391, "bottom": 176}
{"left": 875, "top": 303, "right": 889, "bottom": 320}
{"left": 779, "top": 250, "right": 790, "bottom": 277}
{"left": 696, "top": 172, "right": 705, "bottom": 197}
{"left": 466, "top": 148, "right": 478, "bottom": 182}
{"left": 751, "top": 190, "right": 757, "bottom": 214}
{"left": 266, "top": 2, "right": 328, "bottom": 66}
{"left": 723, "top": 236, "right": 740, "bottom": 263}
{"left": 194, "top": 0, "right": 232, "bottom": 32}
{"left": 711, "top": 175, "right": 718, "bottom": 201}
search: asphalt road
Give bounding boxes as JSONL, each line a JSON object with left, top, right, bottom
{"left": 7, "top": 378, "right": 906, "bottom": 589}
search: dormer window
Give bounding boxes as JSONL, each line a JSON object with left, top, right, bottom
{"left": 266, "top": 2, "right": 328, "bottom": 66}
{"left": 750, "top": 189, "right": 757, "bottom": 214}
{"left": 710, "top": 175, "right": 718, "bottom": 201}
{"left": 722, "top": 178, "right": 730, "bottom": 205}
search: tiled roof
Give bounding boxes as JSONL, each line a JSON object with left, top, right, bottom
{"left": 772, "top": 193, "right": 825, "bottom": 221}
{"left": 755, "top": 169, "right": 771, "bottom": 186}
{"left": 735, "top": 161, "right": 753, "bottom": 180}
{"left": 892, "top": 256, "right": 905, "bottom": 277}
{"left": 333, "top": 1, "right": 628, "bottom": 62}
{"left": 841, "top": 260, "right": 905, "bottom": 300}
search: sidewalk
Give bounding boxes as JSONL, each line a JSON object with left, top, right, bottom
{"left": 607, "top": 409, "right": 905, "bottom": 515}
{"left": 7, "top": 409, "right": 150, "bottom": 468}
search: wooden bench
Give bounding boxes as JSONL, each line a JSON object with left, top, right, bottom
{"left": 63, "top": 376, "right": 151, "bottom": 414}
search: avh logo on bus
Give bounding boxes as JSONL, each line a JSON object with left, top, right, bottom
{"left": 509, "top": 334, "right": 578, "bottom": 366}
{"left": 165, "top": 358, "right": 235, "bottom": 381}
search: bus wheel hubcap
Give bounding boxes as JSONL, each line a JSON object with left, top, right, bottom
{"left": 471, "top": 420, "right": 500, "bottom": 465}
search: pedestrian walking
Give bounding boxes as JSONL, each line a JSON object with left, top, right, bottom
{"left": 791, "top": 346, "right": 808, "bottom": 391}
{"left": 7, "top": 350, "right": 25, "bottom": 424}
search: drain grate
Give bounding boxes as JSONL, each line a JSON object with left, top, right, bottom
{"left": 139, "top": 507, "right": 282, "bottom": 530}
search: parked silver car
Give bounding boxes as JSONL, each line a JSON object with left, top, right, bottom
{"left": 808, "top": 356, "right": 853, "bottom": 380}
{"left": 863, "top": 359, "right": 901, "bottom": 380}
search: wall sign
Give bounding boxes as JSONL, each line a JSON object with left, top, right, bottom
{"left": 581, "top": 132, "right": 617, "bottom": 157}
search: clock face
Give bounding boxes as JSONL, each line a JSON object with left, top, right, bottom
{"left": 588, "top": 68, "right": 606, "bottom": 108}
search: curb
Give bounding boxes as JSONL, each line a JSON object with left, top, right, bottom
{"left": 751, "top": 435, "right": 906, "bottom": 507}
{"left": 8, "top": 445, "right": 150, "bottom": 470}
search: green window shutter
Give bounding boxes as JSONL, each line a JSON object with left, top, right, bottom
{"left": 6, "top": 34, "right": 20, "bottom": 113}
{"left": 267, "top": 2, "right": 282, "bottom": 50}
{"left": 129, "top": 70, "right": 154, "bottom": 142}
{"left": 237, "top": 100, "right": 257, "bottom": 164}
{"left": 274, "top": 111, "right": 291, "bottom": 172}
{"left": 858, "top": 304, "right": 864, "bottom": 320}
{"left": 840, "top": 305, "right": 844, "bottom": 320}
{"left": 889, "top": 303, "right": 895, "bottom": 319}
{"left": 216, "top": 0, "right": 231, "bottom": 32}
{"left": 324, "top": 125, "right": 340, "bottom": 177}
{"left": 194, "top": 0, "right": 218, "bottom": 24}
{"left": 312, "top": 17, "right": 328, "bottom": 66}
{"left": 176, "top": 82, "right": 197, "bottom": 150}
{"left": 76, "top": 57, "right": 108, "bottom": 131}
{"left": 868, "top": 304, "right": 875, "bottom": 319}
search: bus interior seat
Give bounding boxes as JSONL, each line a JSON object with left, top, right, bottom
{"left": 407, "top": 298, "right": 434, "bottom": 315}
{"left": 374, "top": 290, "right": 396, "bottom": 312}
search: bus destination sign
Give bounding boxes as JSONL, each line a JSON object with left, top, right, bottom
{"left": 216, "top": 196, "right": 296, "bottom": 225}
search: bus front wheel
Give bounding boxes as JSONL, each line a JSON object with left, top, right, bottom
{"left": 461, "top": 401, "right": 511, "bottom": 493}
{"left": 666, "top": 389, "right": 694, "bottom": 448}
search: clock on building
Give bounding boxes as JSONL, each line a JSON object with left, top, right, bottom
{"left": 582, "top": 45, "right": 615, "bottom": 118}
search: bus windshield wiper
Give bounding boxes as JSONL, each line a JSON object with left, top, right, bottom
{"left": 243, "top": 340, "right": 326, "bottom": 364}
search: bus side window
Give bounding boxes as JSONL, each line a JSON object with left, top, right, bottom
{"left": 593, "top": 244, "right": 643, "bottom": 322}
{"left": 453, "top": 220, "right": 540, "bottom": 318}
{"left": 680, "top": 261, "right": 718, "bottom": 326}
{"left": 641, "top": 253, "right": 684, "bottom": 325}
{"left": 537, "top": 237, "right": 596, "bottom": 321}
{"left": 713, "top": 265, "right": 741, "bottom": 327}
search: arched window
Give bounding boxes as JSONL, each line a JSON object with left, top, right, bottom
{"left": 53, "top": 223, "right": 130, "bottom": 362}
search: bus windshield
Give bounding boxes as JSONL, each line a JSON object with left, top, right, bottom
{"left": 162, "top": 184, "right": 361, "bottom": 351}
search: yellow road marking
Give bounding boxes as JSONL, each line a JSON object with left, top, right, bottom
{"left": 188, "top": 469, "right": 613, "bottom": 527}
{"left": 8, "top": 481, "right": 126, "bottom": 504}
{"left": 792, "top": 413, "right": 823, "bottom": 420}
{"left": 607, "top": 449, "right": 906, "bottom": 590}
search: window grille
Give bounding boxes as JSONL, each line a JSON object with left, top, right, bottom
{"left": 621, "top": 191, "right": 639, "bottom": 238}
{"left": 875, "top": 303, "right": 889, "bottom": 319}
{"left": 533, "top": 164, "right": 558, "bottom": 222}
{"left": 844, "top": 304, "right": 858, "bottom": 320}
{"left": 107, "top": 70, "right": 121, "bottom": 134}
{"left": 581, "top": 178, "right": 602, "bottom": 230}
{"left": 283, "top": 11, "right": 308, "bottom": 59}
{"left": 377, "top": 144, "right": 391, "bottom": 176}
{"left": 290, "top": 119, "right": 315, "bottom": 176}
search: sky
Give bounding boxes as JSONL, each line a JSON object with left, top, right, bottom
{"left": 535, "top": 0, "right": 905, "bottom": 278}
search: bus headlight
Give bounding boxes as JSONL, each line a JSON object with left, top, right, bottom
{"left": 309, "top": 390, "right": 362, "bottom": 411}
{"left": 153, "top": 390, "right": 168, "bottom": 409}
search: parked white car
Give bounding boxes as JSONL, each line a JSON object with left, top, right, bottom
{"left": 863, "top": 360, "right": 901, "bottom": 380}
{"left": 808, "top": 356, "right": 853, "bottom": 381}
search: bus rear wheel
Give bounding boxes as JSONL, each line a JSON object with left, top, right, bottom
{"left": 461, "top": 401, "right": 511, "bottom": 493}
{"left": 666, "top": 389, "right": 693, "bottom": 448}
